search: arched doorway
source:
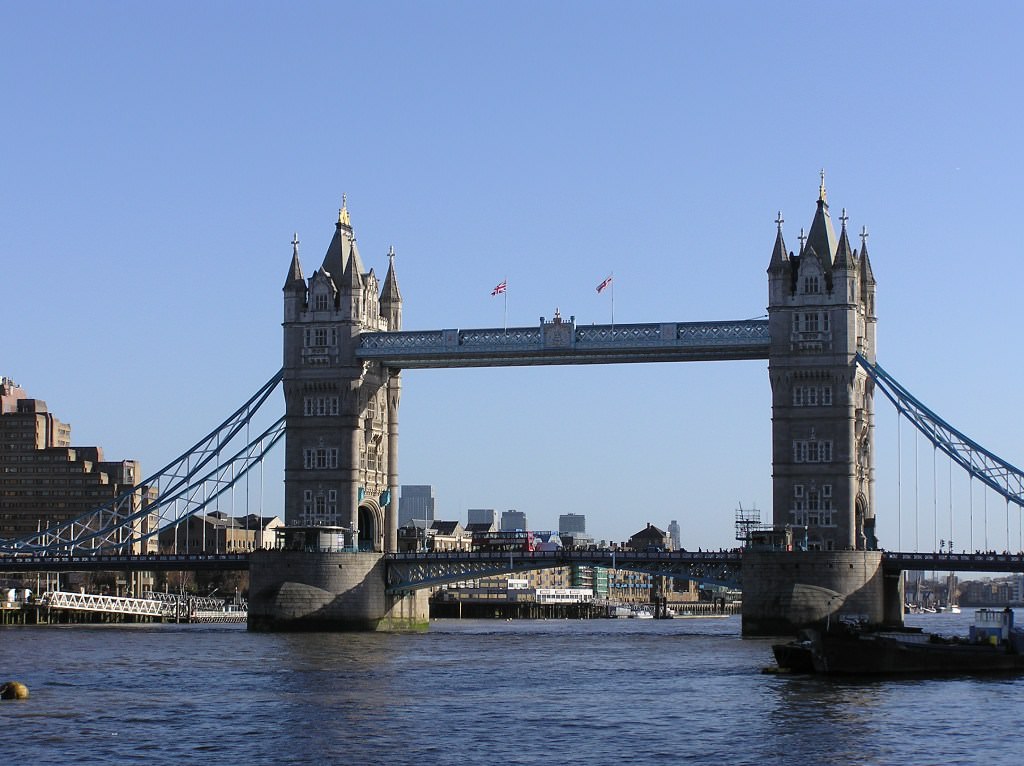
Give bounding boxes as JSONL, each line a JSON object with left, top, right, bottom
{"left": 856, "top": 493, "right": 877, "bottom": 551}
{"left": 358, "top": 502, "right": 383, "bottom": 552}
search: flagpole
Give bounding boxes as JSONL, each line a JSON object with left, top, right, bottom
{"left": 610, "top": 271, "right": 615, "bottom": 326}
{"left": 503, "top": 276, "right": 508, "bottom": 333}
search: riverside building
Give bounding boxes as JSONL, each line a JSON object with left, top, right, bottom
{"left": 0, "top": 377, "right": 157, "bottom": 549}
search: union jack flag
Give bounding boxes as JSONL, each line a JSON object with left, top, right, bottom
{"left": 596, "top": 275, "right": 613, "bottom": 294}
{"left": 491, "top": 280, "right": 507, "bottom": 296}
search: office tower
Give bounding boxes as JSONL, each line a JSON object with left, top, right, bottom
{"left": 399, "top": 485, "right": 436, "bottom": 527}
{"left": 500, "top": 509, "right": 527, "bottom": 531}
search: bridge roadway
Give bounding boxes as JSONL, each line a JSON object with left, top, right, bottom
{"left": 0, "top": 552, "right": 250, "bottom": 573}
{"left": 0, "top": 550, "right": 1020, "bottom": 585}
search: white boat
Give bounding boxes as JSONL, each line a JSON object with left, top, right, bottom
{"left": 629, "top": 609, "right": 654, "bottom": 619}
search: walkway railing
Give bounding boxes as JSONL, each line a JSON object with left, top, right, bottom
{"left": 42, "top": 591, "right": 168, "bottom": 617}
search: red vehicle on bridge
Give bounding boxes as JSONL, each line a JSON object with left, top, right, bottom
{"left": 471, "top": 530, "right": 536, "bottom": 553}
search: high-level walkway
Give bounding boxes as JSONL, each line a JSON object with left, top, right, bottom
{"left": 357, "top": 318, "right": 770, "bottom": 367}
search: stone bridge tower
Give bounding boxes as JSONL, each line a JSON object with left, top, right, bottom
{"left": 281, "top": 201, "right": 403, "bottom": 552}
{"left": 767, "top": 176, "right": 878, "bottom": 552}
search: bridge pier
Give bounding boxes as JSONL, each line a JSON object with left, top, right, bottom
{"left": 741, "top": 549, "right": 902, "bottom": 636}
{"left": 247, "top": 551, "right": 428, "bottom": 632}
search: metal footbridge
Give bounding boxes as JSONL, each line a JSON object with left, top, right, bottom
{"left": 40, "top": 590, "right": 242, "bottom": 621}
{"left": 357, "top": 318, "right": 770, "bottom": 367}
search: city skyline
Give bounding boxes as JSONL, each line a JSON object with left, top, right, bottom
{"left": 4, "top": 4, "right": 1023, "bottom": 550}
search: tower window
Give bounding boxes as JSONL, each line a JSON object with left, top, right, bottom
{"left": 315, "top": 293, "right": 330, "bottom": 311}
{"left": 803, "top": 276, "right": 820, "bottom": 294}
{"left": 793, "top": 385, "right": 830, "bottom": 407}
{"left": 303, "top": 396, "right": 339, "bottom": 416}
{"left": 793, "top": 439, "right": 833, "bottom": 463}
{"left": 303, "top": 448, "right": 339, "bottom": 470}
{"left": 793, "top": 312, "right": 830, "bottom": 335}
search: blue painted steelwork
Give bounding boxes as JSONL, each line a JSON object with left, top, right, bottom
{"left": 883, "top": 551, "right": 1024, "bottom": 573}
{"left": 0, "top": 371, "right": 285, "bottom": 555}
{"left": 384, "top": 549, "right": 743, "bottom": 593}
{"left": 357, "top": 319, "right": 770, "bottom": 368}
{"left": 857, "top": 354, "right": 1024, "bottom": 509}
{"left": 0, "top": 552, "right": 250, "bottom": 573}
{"left": 4, "top": 548, "right": 1023, "bottom": 579}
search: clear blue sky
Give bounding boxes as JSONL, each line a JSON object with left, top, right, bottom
{"left": 3, "top": 2, "right": 1022, "bottom": 551}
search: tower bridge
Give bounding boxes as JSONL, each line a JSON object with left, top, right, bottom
{"left": 3, "top": 178, "right": 1023, "bottom": 634}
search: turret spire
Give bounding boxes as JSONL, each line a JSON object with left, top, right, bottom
{"left": 859, "top": 225, "right": 876, "bottom": 286}
{"left": 323, "top": 198, "right": 355, "bottom": 280}
{"left": 339, "top": 193, "right": 351, "bottom": 228}
{"left": 767, "top": 211, "right": 790, "bottom": 275}
{"left": 833, "top": 210, "right": 856, "bottom": 272}
{"left": 805, "top": 173, "right": 838, "bottom": 270}
{"left": 283, "top": 231, "right": 305, "bottom": 289}
{"left": 380, "top": 244, "right": 403, "bottom": 330}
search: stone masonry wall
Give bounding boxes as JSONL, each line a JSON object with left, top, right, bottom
{"left": 248, "top": 550, "right": 428, "bottom": 631}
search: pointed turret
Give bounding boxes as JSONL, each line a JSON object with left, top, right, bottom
{"left": 321, "top": 196, "right": 354, "bottom": 281}
{"left": 767, "top": 212, "right": 793, "bottom": 304}
{"left": 832, "top": 208, "right": 856, "bottom": 272}
{"left": 767, "top": 211, "right": 790, "bottom": 275}
{"left": 380, "top": 245, "right": 403, "bottom": 331}
{"left": 347, "top": 231, "right": 367, "bottom": 280}
{"left": 283, "top": 233, "right": 307, "bottom": 323}
{"left": 858, "top": 226, "right": 875, "bottom": 287}
{"left": 805, "top": 170, "right": 838, "bottom": 271}
{"left": 283, "top": 232, "right": 306, "bottom": 289}
{"left": 343, "top": 238, "right": 364, "bottom": 293}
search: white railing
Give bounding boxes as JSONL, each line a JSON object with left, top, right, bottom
{"left": 42, "top": 590, "right": 168, "bottom": 617}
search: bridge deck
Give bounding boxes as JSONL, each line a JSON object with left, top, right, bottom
{"left": 357, "top": 319, "right": 770, "bottom": 368}
{"left": 1, "top": 549, "right": 1019, "bottom": 577}
{"left": 0, "top": 552, "right": 249, "bottom": 573}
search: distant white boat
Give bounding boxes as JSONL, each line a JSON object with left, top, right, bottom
{"left": 629, "top": 609, "right": 654, "bottom": 619}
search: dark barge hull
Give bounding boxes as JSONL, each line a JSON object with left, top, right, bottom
{"left": 812, "top": 634, "right": 1024, "bottom": 675}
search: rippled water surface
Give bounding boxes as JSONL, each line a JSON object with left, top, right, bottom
{"left": 2, "top": 613, "right": 1021, "bottom": 765}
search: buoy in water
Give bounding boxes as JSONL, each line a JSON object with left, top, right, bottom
{"left": 1, "top": 681, "right": 29, "bottom": 700}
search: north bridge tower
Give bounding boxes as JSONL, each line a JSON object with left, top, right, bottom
{"left": 281, "top": 200, "right": 403, "bottom": 553}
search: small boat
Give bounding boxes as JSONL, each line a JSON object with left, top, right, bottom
{"left": 629, "top": 609, "right": 654, "bottom": 619}
{"left": 772, "top": 608, "right": 1024, "bottom": 676}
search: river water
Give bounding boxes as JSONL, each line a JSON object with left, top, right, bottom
{"left": 1, "top": 612, "right": 1021, "bottom": 765}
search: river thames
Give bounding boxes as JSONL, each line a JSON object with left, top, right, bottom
{"left": 1, "top": 612, "right": 1021, "bottom": 765}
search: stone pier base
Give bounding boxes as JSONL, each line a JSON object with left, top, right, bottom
{"left": 741, "top": 549, "right": 902, "bottom": 636}
{"left": 247, "top": 550, "right": 428, "bottom": 632}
